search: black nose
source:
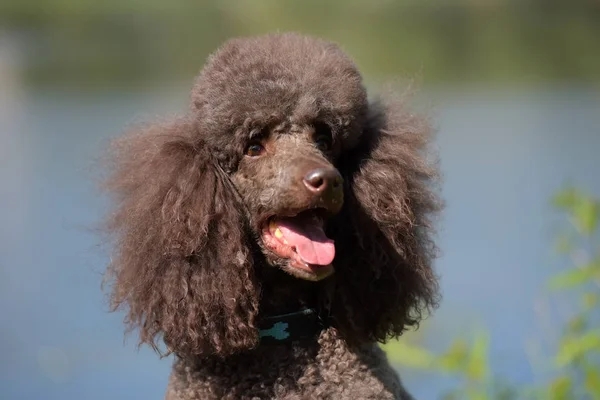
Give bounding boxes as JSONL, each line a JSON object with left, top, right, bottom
{"left": 303, "top": 168, "right": 343, "bottom": 194}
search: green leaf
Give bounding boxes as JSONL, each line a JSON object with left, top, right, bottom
{"left": 548, "top": 265, "right": 598, "bottom": 292}
{"left": 437, "top": 339, "right": 469, "bottom": 373}
{"left": 552, "top": 188, "right": 579, "bottom": 210}
{"left": 465, "top": 387, "right": 488, "bottom": 400}
{"left": 555, "top": 329, "right": 600, "bottom": 367}
{"left": 553, "top": 187, "right": 600, "bottom": 235}
{"left": 466, "top": 331, "right": 490, "bottom": 381}
{"left": 382, "top": 340, "right": 435, "bottom": 370}
{"left": 583, "top": 292, "right": 599, "bottom": 311}
{"left": 549, "top": 376, "right": 572, "bottom": 400}
{"left": 584, "top": 363, "right": 600, "bottom": 397}
{"left": 572, "top": 196, "right": 599, "bottom": 235}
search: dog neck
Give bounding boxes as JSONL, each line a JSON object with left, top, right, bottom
{"left": 256, "top": 266, "right": 331, "bottom": 345}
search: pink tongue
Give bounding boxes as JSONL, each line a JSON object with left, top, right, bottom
{"left": 276, "top": 216, "right": 335, "bottom": 266}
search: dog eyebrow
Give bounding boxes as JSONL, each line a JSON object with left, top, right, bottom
{"left": 248, "top": 120, "right": 292, "bottom": 140}
{"left": 248, "top": 126, "right": 270, "bottom": 140}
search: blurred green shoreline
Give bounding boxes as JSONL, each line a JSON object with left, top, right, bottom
{"left": 1, "top": 0, "right": 599, "bottom": 88}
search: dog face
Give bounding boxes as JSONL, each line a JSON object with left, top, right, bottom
{"left": 192, "top": 34, "right": 368, "bottom": 281}
{"left": 232, "top": 121, "right": 344, "bottom": 281}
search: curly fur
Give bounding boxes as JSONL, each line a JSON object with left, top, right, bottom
{"left": 101, "top": 32, "right": 441, "bottom": 399}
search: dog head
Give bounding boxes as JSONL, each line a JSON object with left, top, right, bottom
{"left": 102, "top": 33, "right": 441, "bottom": 357}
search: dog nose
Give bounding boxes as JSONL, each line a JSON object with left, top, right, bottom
{"left": 303, "top": 168, "right": 343, "bottom": 194}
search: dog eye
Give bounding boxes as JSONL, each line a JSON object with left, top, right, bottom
{"left": 245, "top": 142, "right": 266, "bottom": 157}
{"left": 313, "top": 122, "right": 333, "bottom": 152}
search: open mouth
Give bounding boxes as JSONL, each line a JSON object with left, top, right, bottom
{"left": 261, "top": 210, "right": 335, "bottom": 281}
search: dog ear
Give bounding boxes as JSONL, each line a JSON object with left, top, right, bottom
{"left": 102, "top": 117, "right": 259, "bottom": 357}
{"left": 328, "top": 96, "right": 442, "bottom": 344}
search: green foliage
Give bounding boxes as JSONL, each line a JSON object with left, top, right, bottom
{"left": 555, "top": 329, "right": 600, "bottom": 368}
{"left": 2, "top": 1, "right": 600, "bottom": 87}
{"left": 548, "top": 264, "right": 599, "bottom": 292}
{"left": 384, "top": 339, "right": 436, "bottom": 370}
{"left": 384, "top": 187, "right": 600, "bottom": 399}
{"left": 553, "top": 188, "right": 600, "bottom": 236}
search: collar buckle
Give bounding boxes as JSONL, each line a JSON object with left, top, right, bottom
{"left": 258, "top": 308, "right": 324, "bottom": 344}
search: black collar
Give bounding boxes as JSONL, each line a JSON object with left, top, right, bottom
{"left": 258, "top": 308, "right": 326, "bottom": 344}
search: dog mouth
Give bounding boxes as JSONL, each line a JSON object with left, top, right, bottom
{"left": 261, "top": 210, "right": 335, "bottom": 281}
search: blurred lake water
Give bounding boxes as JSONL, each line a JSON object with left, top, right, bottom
{"left": 1, "top": 85, "right": 599, "bottom": 399}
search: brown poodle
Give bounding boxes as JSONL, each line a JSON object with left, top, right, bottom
{"left": 102, "top": 32, "right": 441, "bottom": 399}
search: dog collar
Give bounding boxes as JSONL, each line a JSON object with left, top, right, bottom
{"left": 258, "top": 308, "right": 325, "bottom": 344}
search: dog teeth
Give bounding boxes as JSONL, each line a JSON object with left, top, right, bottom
{"left": 269, "top": 221, "right": 287, "bottom": 243}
